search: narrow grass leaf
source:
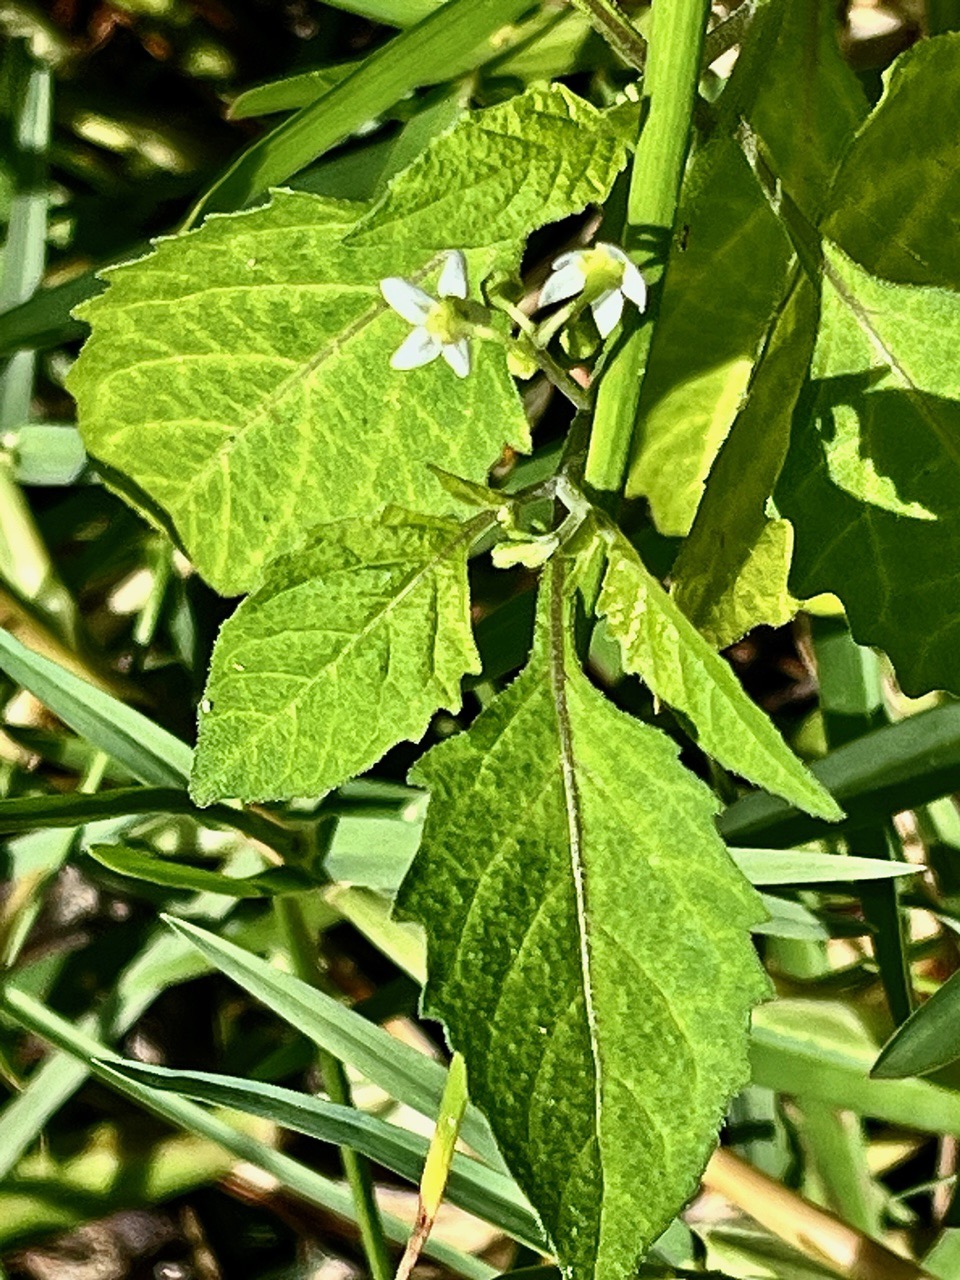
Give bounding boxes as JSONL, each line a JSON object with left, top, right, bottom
{"left": 163, "top": 916, "right": 503, "bottom": 1167}
{"left": 0, "top": 631, "right": 191, "bottom": 787}
{"left": 0, "top": 987, "right": 494, "bottom": 1280}
{"left": 105, "top": 1059, "right": 542, "bottom": 1246}
{"left": 189, "top": 0, "right": 536, "bottom": 221}
{"left": 88, "top": 845, "right": 312, "bottom": 898}
{"left": 871, "top": 969, "right": 960, "bottom": 1080}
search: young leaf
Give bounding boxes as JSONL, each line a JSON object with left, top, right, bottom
{"left": 597, "top": 526, "right": 841, "bottom": 820}
{"left": 68, "top": 194, "right": 528, "bottom": 595}
{"left": 777, "top": 242, "right": 960, "bottom": 695}
{"left": 397, "top": 559, "right": 770, "bottom": 1280}
{"left": 350, "top": 84, "right": 630, "bottom": 259}
{"left": 191, "top": 510, "right": 483, "bottom": 804}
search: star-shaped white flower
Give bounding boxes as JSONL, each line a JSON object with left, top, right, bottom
{"left": 539, "top": 242, "right": 647, "bottom": 338}
{"left": 380, "top": 250, "right": 472, "bottom": 378}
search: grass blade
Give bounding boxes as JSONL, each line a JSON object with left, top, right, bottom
{"left": 187, "top": 0, "right": 535, "bottom": 222}
{"left": 165, "top": 916, "right": 504, "bottom": 1169}
{"left": 0, "top": 629, "right": 192, "bottom": 787}
{"left": 88, "top": 844, "right": 312, "bottom": 898}
{"left": 105, "top": 1059, "right": 542, "bottom": 1247}
{"left": 871, "top": 968, "right": 960, "bottom": 1080}
{"left": 731, "top": 848, "right": 922, "bottom": 885}
{"left": 0, "top": 986, "right": 495, "bottom": 1280}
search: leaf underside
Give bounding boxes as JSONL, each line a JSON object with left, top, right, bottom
{"left": 397, "top": 559, "right": 769, "bottom": 1280}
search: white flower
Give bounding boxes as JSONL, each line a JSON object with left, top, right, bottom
{"left": 380, "top": 250, "right": 472, "bottom": 378}
{"left": 539, "top": 242, "right": 647, "bottom": 338}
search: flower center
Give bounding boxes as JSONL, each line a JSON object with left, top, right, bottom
{"left": 579, "top": 247, "right": 626, "bottom": 295}
{"left": 425, "top": 298, "right": 473, "bottom": 345}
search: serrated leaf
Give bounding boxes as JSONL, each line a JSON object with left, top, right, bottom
{"left": 397, "top": 559, "right": 769, "bottom": 1280}
{"left": 624, "top": 137, "right": 792, "bottom": 535}
{"left": 597, "top": 526, "right": 840, "bottom": 821}
{"left": 191, "top": 510, "right": 483, "bottom": 804}
{"left": 824, "top": 36, "right": 960, "bottom": 288}
{"left": 68, "top": 194, "right": 528, "bottom": 595}
{"left": 349, "top": 84, "right": 630, "bottom": 261}
{"left": 777, "top": 242, "right": 960, "bottom": 694}
{"left": 671, "top": 276, "right": 816, "bottom": 646}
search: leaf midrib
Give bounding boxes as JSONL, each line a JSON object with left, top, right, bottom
{"left": 545, "top": 560, "right": 603, "bottom": 1166}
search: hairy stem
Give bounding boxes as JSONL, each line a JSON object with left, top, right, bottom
{"left": 568, "top": 0, "right": 646, "bottom": 70}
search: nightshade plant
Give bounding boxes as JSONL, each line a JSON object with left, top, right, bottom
{"left": 7, "top": 0, "right": 960, "bottom": 1277}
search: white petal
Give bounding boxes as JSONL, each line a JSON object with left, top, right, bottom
{"left": 441, "top": 339, "right": 471, "bottom": 378}
{"left": 550, "top": 249, "right": 582, "bottom": 270}
{"left": 380, "top": 277, "right": 433, "bottom": 324}
{"left": 437, "top": 250, "right": 468, "bottom": 299}
{"left": 620, "top": 260, "right": 648, "bottom": 309}
{"left": 391, "top": 327, "right": 441, "bottom": 370}
{"left": 539, "top": 263, "right": 586, "bottom": 309}
{"left": 591, "top": 288, "right": 624, "bottom": 338}
{"left": 597, "top": 242, "right": 629, "bottom": 265}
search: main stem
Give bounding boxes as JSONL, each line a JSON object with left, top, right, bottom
{"left": 584, "top": 0, "right": 710, "bottom": 495}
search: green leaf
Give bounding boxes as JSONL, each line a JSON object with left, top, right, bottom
{"left": 164, "top": 916, "right": 504, "bottom": 1168}
{"left": 776, "top": 242, "right": 960, "bottom": 694}
{"left": 188, "top": 0, "right": 540, "bottom": 222}
{"left": 349, "top": 84, "right": 630, "bottom": 258}
{"left": 87, "top": 845, "right": 313, "bottom": 898}
{"left": 624, "top": 137, "right": 791, "bottom": 535}
{"left": 191, "top": 510, "right": 482, "bottom": 803}
{"left": 823, "top": 36, "right": 960, "bottom": 288}
{"left": 0, "top": 630, "right": 192, "bottom": 787}
{"left": 731, "top": 849, "right": 920, "bottom": 886}
{"left": 739, "top": 0, "right": 867, "bottom": 222}
{"left": 397, "top": 559, "right": 769, "bottom": 1280}
{"left": 671, "top": 276, "right": 816, "bottom": 647}
{"left": 0, "top": 986, "right": 494, "bottom": 1280}
{"left": 871, "top": 968, "right": 960, "bottom": 1079}
{"left": 751, "top": 998, "right": 960, "bottom": 1136}
{"left": 69, "top": 193, "right": 528, "bottom": 595}
{"left": 720, "top": 701, "right": 960, "bottom": 850}
{"left": 596, "top": 525, "right": 840, "bottom": 820}
{"left": 104, "top": 1060, "right": 544, "bottom": 1248}
{"left": 229, "top": 61, "right": 362, "bottom": 119}
{"left": 7, "top": 424, "right": 86, "bottom": 485}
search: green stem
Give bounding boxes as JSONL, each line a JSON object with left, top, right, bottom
{"left": 274, "top": 895, "right": 392, "bottom": 1280}
{"left": 585, "top": 0, "right": 710, "bottom": 495}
